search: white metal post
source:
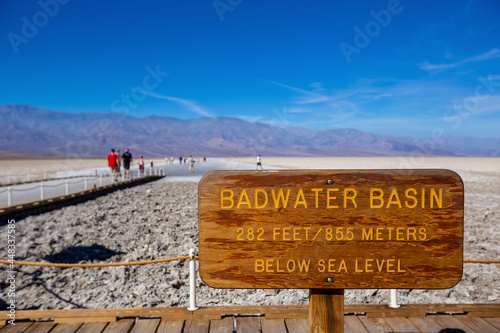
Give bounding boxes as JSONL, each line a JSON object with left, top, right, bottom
{"left": 65, "top": 180, "right": 69, "bottom": 195}
{"left": 100, "top": 175, "right": 103, "bottom": 187}
{"left": 187, "top": 248, "right": 199, "bottom": 311}
{"left": 389, "top": 289, "right": 400, "bottom": 308}
{"left": 40, "top": 182, "right": 45, "bottom": 200}
{"left": 7, "top": 187, "right": 12, "bottom": 207}
{"left": 84, "top": 177, "right": 88, "bottom": 191}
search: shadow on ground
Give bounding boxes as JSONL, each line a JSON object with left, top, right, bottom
{"left": 44, "top": 244, "right": 123, "bottom": 264}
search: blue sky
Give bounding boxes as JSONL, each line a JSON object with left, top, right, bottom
{"left": 1, "top": 0, "right": 499, "bottom": 137}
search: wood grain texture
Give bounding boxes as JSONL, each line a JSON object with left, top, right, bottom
{"left": 0, "top": 322, "right": 34, "bottom": 333}
{"left": 384, "top": 317, "right": 420, "bottom": 332}
{"left": 357, "top": 317, "right": 393, "bottom": 333}
{"left": 199, "top": 169, "right": 464, "bottom": 289}
{"left": 23, "top": 322, "right": 56, "bottom": 333}
{"left": 156, "top": 320, "right": 184, "bottom": 333}
{"left": 102, "top": 319, "right": 135, "bottom": 333}
{"left": 456, "top": 316, "right": 500, "bottom": 332}
{"left": 260, "top": 318, "right": 287, "bottom": 333}
{"left": 235, "top": 317, "right": 260, "bottom": 333}
{"left": 486, "top": 318, "right": 500, "bottom": 331}
{"left": 431, "top": 315, "right": 478, "bottom": 332}
{"left": 183, "top": 319, "right": 210, "bottom": 333}
{"left": 209, "top": 317, "right": 234, "bottom": 333}
{"left": 73, "top": 322, "right": 108, "bottom": 333}
{"left": 129, "top": 319, "right": 161, "bottom": 333}
{"left": 309, "top": 289, "right": 344, "bottom": 333}
{"left": 49, "top": 322, "right": 84, "bottom": 333}
{"left": 407, "top": 317, "right": 444, "bottom": 332}
{"left": 344, "top": 315, "right": 369, "bottom": 332}
{"left": 284, "top": 318, "right": 309, "bottom": 333}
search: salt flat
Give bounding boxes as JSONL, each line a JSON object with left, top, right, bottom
{"left": 225, "top": 156, "right": 500, "bottom": 173}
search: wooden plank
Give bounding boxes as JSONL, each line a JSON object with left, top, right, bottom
{"left": 199, "top": 169, "right": 464, "bottom": 289}
{"left": 358, "top": 317, "right": 393, "bottom": 333}
{"left": 265, "top": 306, "right": 308, "bottom": 319}
{"left": 23, "top": 322, "right": 56, "bottom": 333}
{"left": 0, "top": 307, "right": 191, "bottom": 321}
{"left": 284, "top": 318, "right": 309, "bottom": 333}
{"left": 430, "top": 315, "right": 478, "bottom": 332}
{"left": 49, "top": 322, "right": 84, "bottom": 333}
{"left": 75, "top": 322, "right": 108, "bottom": 333}
{"left": 260, "top": 318, "right": 287, "bottom": 333}
{"left": 344, "top": 316, "right": 369, "bottom": 332}
{"left": 209, "top": 317, "right": 233, "bottom": 333}
{"left": 486, "top": 318, "right": 500, "bottom": 330}
{"left": 235, "top": 317, "right": 259, "bottom": 333}
{"left": 102, "top": 319, "right": 135, "bottom": 333}
{"left": 183, "top": 319, "right": 210, "bottom": 333}
{"left": 0, "top": 322, "right": 33, "bottom": 333}
{"left": 408, "top": 317, "right": 445, "bottom": 332}
{"left": 456, "top": 316, "right": 500, "bottom": 332}
{"left": 55, "top": 317, "right": 116, "bottom": 323}
{"left": 343, "top": 322, "right": 354, "bottom": 333}
{"left": 469, "top": 310, "right": 500, "bottom": 318}
{"left": 130, "top": 319, "right": 161, "bottom": 333}
{"left": 384, "top": 317, "right": 420, "bottom": 332}
{"left": 345, "top": 303, "right": 499, "bottom": 316}
{"left": 156, "top": 320, "right": 184, "bottom": 333}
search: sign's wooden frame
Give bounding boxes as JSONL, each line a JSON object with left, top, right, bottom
{"left": 198, "top": 169, "right": 464, "bottom": 290}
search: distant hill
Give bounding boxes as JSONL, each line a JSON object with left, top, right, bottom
{"left": 1, "top": 104, "right": 499, "bottom": 157}
{"left": 0, "top": 151, "right": 64, "bottom": 160}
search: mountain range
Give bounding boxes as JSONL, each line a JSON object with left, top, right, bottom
{"left": 1, "top": 105, "right": 499, "bottom": 157}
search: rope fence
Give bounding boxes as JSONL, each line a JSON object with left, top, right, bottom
{"left": 43, "top": 182, "right": 67, "bottom": 188}
{"left": 1, "top": 167, "right": 166, "bottom": 187}
{"left": 1, "top": 170, "right": 165, "bottom": 208}
{"left": 10, "top": 184, "right": 41, "bottom": 192}
{"left": 0, "top": 258, "right": 496, "bottom": 268}
{"left": 463, "top": 259, "right": 500, "bottom": 264}
{"left": 0, "top": 255, "right": 197, "bottom": 268}
{"left": 66, "top": 179, "right": 88, "bottom": 185}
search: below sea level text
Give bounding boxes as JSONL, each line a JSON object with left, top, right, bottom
{"left": 255, "top": 258, "right": 406, "bottom": 273}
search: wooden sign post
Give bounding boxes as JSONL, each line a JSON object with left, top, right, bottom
{"left": 198, "top": 170, "right": 464, "bottom": 332}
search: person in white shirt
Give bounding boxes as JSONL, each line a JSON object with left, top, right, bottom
{"left": 256, "top": 154, "right": 263, "bottom": 170}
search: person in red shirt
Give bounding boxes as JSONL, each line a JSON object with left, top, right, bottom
{"left": 107, "top": 148, "right": 120, "bottom": 183}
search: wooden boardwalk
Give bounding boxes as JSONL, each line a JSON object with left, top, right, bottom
{"left": 1, "top": 304, "right": 499, "bottom": 332}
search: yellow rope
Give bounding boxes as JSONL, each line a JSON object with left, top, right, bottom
{"left": 463, "top": 260, "right": 500, "bottom": 264}
{"left": 0, "top": 255, "right": 198, "bottom": 268}
{"left": 0, "top": 257, "right": 497, "bottom": 268}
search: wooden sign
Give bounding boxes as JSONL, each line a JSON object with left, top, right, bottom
{"left": 198, "top": 170, "right": 463, "bottom": 289}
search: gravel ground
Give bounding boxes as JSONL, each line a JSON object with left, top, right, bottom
{"left": 1, "top": 172, "right": 499, "bottom": 310}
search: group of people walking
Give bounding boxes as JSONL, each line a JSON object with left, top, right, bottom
{"left": 107, "top": 148, "right": 134, "bottom": 183}
{"left": 107, "top": 149, "right": 211, "bottom": 182}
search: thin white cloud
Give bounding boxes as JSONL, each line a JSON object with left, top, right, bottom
{"left": 268, "top": 81, "right": 332, "bottom": 104}
{"left": 235, "top": 115, "right": 264, "bottom": 123}
{"left": 420, "top": 49, "right": 500, "bottom": 71}
{"left": 287, "top": 107, "right": 307, "bottom": 113}
{"left": 449, "top": 94, "right": 500, "bottom": 115}
{"left": 141, "top": 91, "right": 215, "bottom": 117}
